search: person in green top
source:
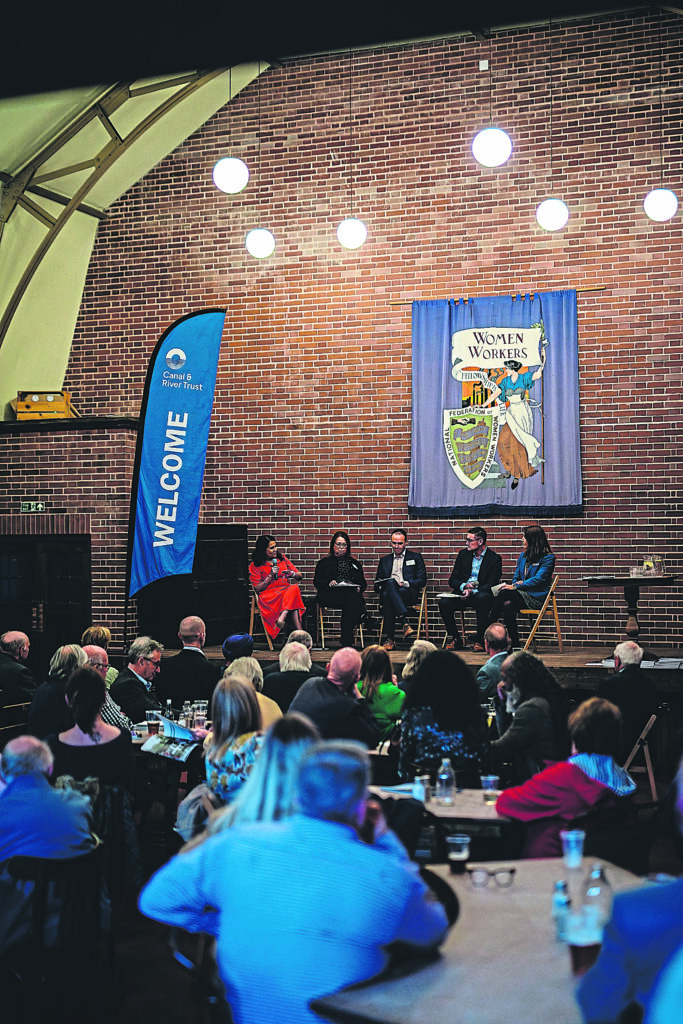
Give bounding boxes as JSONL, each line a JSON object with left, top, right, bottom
{"left": 358, "top": 645, "right": 405, "bottom": 743}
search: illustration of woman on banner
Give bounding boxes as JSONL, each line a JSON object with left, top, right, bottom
{"left": 483, "top": 343, "right": 547, "bottom": 490}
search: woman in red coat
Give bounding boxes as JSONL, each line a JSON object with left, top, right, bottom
{"left": 249, "top": 535, "right": 306, "bottom": 640}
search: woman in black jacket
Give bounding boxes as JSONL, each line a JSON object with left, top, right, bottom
{"left": 313, "top": 531, "right": 368, "bottom": 648}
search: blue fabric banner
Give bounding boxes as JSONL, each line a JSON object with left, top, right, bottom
{"left": 409, "top": 291, "right": 581, "bottom": 517}
{"left": 128, "top": 309, "right": 226, "bottom": 597}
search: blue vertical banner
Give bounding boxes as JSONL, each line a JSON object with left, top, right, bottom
{"left": 128, "top": 309, "right": 226, "bottom": 597}
{"left": 409, "top": 291, "right": 581, "bottom": 516}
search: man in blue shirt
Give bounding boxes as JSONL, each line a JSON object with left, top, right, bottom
{"left": 140, "top": 741, "right": 450, "bottom": 1024}
{"left": 438, "top": 526, "right": 502, "bottom": 652}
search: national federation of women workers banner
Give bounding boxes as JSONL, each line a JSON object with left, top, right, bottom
{"left": 128, "top": 309, "right": 226, "bottom": 597}
{"left": 408, "top": 290, "right": 582, "bottom": 517}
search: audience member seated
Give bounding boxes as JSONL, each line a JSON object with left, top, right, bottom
{"left": 140, "top": 740, "right": 449, "bottom": 1024}
{"left": 597, "top": 641, "right": 660, "bottom": 762}
{"left": 80, "top": 625, "right": 119, "bottom": 688}
{"left": 374, "top": 528, "right": 427, "bottom": 651}
{"left": 82, "top": 644, "right": 133, "bottom": 732}
{"left": 156, "top": 616, "right": 222, "bottom": 709}
{"left": 110, "top": 636, "right": 164, "bottom": 723}
{"left": 487, "top": 525, "right": 555, "bottom": 649}
{"left": 0, "top": 631, "right": 37, "bottom": 708}
{"left": 262, "top": 641, "right": 318, "bottom": 712}
{"left": 314, "top": 531, "right": 369, "bottom": 648}
{"left": 496, "top": 698, "right": 636, "bottom": 857}
{"left": 224, "top": 656, "right": 283, "bottom": 729}
{"left": 289, "top": 648, "right": 380, "bottom": 748}
{"left": 249, "top": 535, "right": 306, "bottom": 641}
{"left": 645, "top": 942, "right": 683, "bottom": 1024}
{"left": 358, "top": 645, "right": 405, "bottom": 743}
{"left": 398, "top": 649, "right": 490, "bottom": 783}
{"left": 262, "top": 630, "right": 327, "bottom": 677}
{"left": 27, "top": 644, "right": 87, "bottom": 738}
{"left": 489, "top": 650, "right": 570, "bottom": 786}
{"left": 46, "top": 666, "right": 136, "bottom": 791}
{"left": 476, "top": 624, "right": 509, "bottom": 701}
{"left": 221, "top": 633, "right": 254, "bottom": 671}
{"left": 0, "top": 735, "right": 95, "bottom": 862}
{"left": 203, "top": 712, "right": 321, "bottom": 839}
{"left": 400, "top": 639, "right": 436, "bottom": 690}
{"left": 204, "top": 676, "right": 264, "bottom": 805}
{"left": 577, "top": 757, "right": 683, "bottom": 1024}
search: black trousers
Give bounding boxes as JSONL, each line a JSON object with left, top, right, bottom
{"left": 488, "top": 588, "right": 526, "bottom": 646}
{"left": 317, "top": 587, "right": 366, "bottom": 646}
{"left": 438, "top": 590, "right": 493, "bottom": 645}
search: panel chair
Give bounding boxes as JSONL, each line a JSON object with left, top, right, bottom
{"left": 249, "top": 592, "right": 273, "bottom": 651}
{"left": 318, "top": 605, "right": 364, "bottom": 650}
{"left": 623, "top": 713, "right": 658, "bottom": 802}
{"left": 441, "top": 606, "right": 470, "bottom": 649}
{"left": 379, "top": 588, "right": 428, "bottom": 645}
{"left": 520, "top": 574, "right": 564, "bottom": 652}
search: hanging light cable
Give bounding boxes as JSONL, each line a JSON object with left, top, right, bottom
{"left": 536, "top": 18, "right": 569, "bottom": 230}
{"left": 213, "top": 66, "right": 250, "bottom": 195}
{"left": 337, "top": 47, "right": 367, "bottom": 249}
{"left": 472, "top": 31, "right": 513, "bottom": 167}
{"left": 644, "top": 10, "right": 678, "bottom": 222}
{"left": 245, "top": 62, "right": 275, "bottom": 258}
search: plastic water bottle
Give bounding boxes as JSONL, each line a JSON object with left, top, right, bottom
{"left": 435, "top": 758, "right": 455, "bottom": 806}
{"left": 551, "top": 879, "right": 572, "bottom": 940}
{"left": 583, "top": 863, "right": 613, "bottom": 929}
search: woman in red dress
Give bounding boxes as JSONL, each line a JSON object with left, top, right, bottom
{"left": 249, "top": 535, "right": 306, "bottom": 640}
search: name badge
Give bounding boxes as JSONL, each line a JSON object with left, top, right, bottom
{"left": 406, "top": 559, "right": 415, "bottom": 566}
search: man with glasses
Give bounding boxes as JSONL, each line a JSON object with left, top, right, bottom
{"left": 82, "top": 643, "right": 133, "bottom": 732}
{"left": 110, "top": 636, "right": 164, "bottom": 723}
{"left": 438, "top": 526, "right": 502, "bottom": 652}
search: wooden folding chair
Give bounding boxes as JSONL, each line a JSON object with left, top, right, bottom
{"left": 249, "top": 592, "right": 273, "bottom": 651}
{"left": 441, "top": 605, "right": 470, "bottom": 648}
{"left": 318, "top": 605, "right": 364, "bottom": 650}
{"left": 623, "top": 713, "right": 658, "bottom": 801}
{"left": 379, "top": 588, "right": 428, "bottom": 644}
{"left": 520, "top": 574, "right": 564, "bottom": 652}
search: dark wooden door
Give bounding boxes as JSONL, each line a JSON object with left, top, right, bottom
{"left": 0, "top": 536, "right": 91, "bottom": 681}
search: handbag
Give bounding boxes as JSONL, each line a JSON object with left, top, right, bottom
{"left": 175, "top": 782, "right": 223, "bottom": 841}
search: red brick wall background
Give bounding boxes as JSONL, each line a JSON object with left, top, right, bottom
{"left": 9, "top": 11, "right": 683, "bottom": 651}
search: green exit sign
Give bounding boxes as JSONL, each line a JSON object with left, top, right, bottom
{"left": 20, "top": 501, "right": 46, "bottom": 512}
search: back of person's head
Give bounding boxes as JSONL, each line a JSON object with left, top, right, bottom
{"left": 614, "top": 641, "right": 644, "bottom": 668}
{"left": 81, "top": 625, "right": 111, "bottom": 649}
{"left": 404, "top": 649, "right": 482, "bottom": 732}
{"left": 569, "top": 697, "right": 622, "bottom": 758}
{"left": 226, "top": 656, "right": 264, "bottom": 692}
{"left": 522, "top": 524, "right": 552, "bottom": 561}
{"left": 327, "top": 647, "right": 362, "bottom": 692}
{"left": 280, "top": 641, "right": 312, "bottom": 672}
{"left": 401, "top": 639, "right": 437, "bottom": 681}
{"left": 127, "top": 636, "right": 163, "bottom": 664}
{"left": 209, "top": 675, "right": 262, "bottom": 760}
{"left": 178, "top": 615, "right": 205, "bottom": 644}
{"left": 359, "top": 645, "right": 393, "bottom": 701}
{"left": 49, "top": 643, "right": 87, "bottom": 681}
{"left": 285, "top": 630, "right": 313, "bottom": 650}
{"left": 210, "top": 712, "right": 321, "bottom": 831}
{"left": 65, "top": 666, "right": 107, "bottom": 738}
{"left": 501, "top": 651, "right": 570, "bottom": 758}
{"left": 1, "top": 735, "right": 53, "bottom": 781}
{"left": 296, "top": 740, "right": 368, "bottom": 826}
{"left": 222, "top": 633, "right": 255, "bottom": 662}
{"left": 484, "top": 623, "right": 508, "bottom": 653}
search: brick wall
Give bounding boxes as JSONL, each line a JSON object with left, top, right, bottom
{"left": 11, "top": 11, "right": 683, "bottom": 647}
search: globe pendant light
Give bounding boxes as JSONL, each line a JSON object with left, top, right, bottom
{"left": 472, "top": 37, "right": 512, "bottom": 168}
{"left": 337, "top": 48, "right": 367, "bottom": 249}
{"left": 643, "top": 13, "right": 678, "bottom": 223}
{"left": 212, "top": 68, "right": 249, "bottom": 195}
{"left": 245, "top": 63, "right": 275, "bottom": 259}
{"left": 536, "top": 19, "right": 569, "bottom": 231}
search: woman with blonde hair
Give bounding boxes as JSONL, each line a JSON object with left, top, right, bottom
{"left": 225, "top": 656, "right": 283, "bottom": 729}
{"left": 205, "top": 675, "right": 264, "bottom": 804}
{"left": 401, "top": 639, "right": 437, "bottom": 686}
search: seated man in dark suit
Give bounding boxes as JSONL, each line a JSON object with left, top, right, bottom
{"left": 374, "top": 529, "right": 427, "bottom": 652}
{"left": 110, "top": 636, "right": 164, "bottom": 723}
{"left": 438, "top": 525, "right": 502, "bottom": 652}
{"left": 289, "top": 647, "right": 380, "bottom": 748}
{"left": 0, "top": 631, "right": 37, "bottom": 709}
{"left": 156, "top": 616, "right": 222, "bottom": 709}
{"left": 596, "top": 641, "right": 659, "bottom": 762}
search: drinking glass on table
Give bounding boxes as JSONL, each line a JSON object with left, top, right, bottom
{"left": 480, "top": 774, "right": 500, "bottom": 805}
{"left": 145, "top": 710, "right": 160, "bottom": 735}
